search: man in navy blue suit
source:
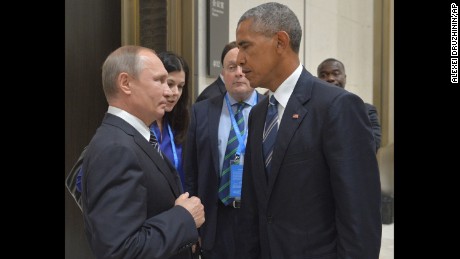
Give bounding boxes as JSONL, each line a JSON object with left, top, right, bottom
{"left": 184, "top": 41, "right": 265, "bottom": 259}
{"left": 317, "top": 58, "right": 382, "bottom": 152}
{"left": 235, "top": 3, "right": 382, "bottom": 258}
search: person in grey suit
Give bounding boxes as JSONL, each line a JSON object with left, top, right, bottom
{"left": 81, "top": 45, "right": 205, "bottom": 259}
{"left": 184, "top": 41, "right": 265, "bottom": 259}
{"left": 235, "top": 3, "right": 382, "bottom": 258}
{"left": 317, "top": 58, "right": 382, "bottom": 152}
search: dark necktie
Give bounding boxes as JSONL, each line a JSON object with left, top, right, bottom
{"left": 263, "top": 95, "right": 278, "bottom": 175}
{"left": 218, "top": 102, "right": 245, "bottom": 205}
{"left": 149, "top": 130, "right": 163, "bottom": 158}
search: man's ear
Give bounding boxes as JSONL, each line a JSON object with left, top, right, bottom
{"left": 275, "top": 31, "right": 290, "bottom": 52}
{"left": 118, "top": 72, "right": 132, "bottom": 94}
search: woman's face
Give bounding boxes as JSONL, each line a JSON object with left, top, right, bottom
{"left": 164, "top": 70, "right": 186, "bottom": 112}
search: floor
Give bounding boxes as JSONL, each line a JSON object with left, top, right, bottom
{"left": 380, "top": 223, "right": 394, "bottom": 259}
{"left": 194, "top": 223, "right": 395, "bottom": 258}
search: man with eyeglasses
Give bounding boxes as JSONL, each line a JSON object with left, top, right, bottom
{"left": 184, "top": 41, "right": 266, "bottom": 259}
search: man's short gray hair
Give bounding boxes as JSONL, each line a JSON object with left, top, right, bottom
{"left": 238, "top": 2, "right": 302, "bottom": 53}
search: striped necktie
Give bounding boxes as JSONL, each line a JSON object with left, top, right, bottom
{"left": 218, "top": 102, "right": 245, "bottom": 205}
{"left": 263, "top": 95, "right": 278, "bottom": 175}
{"left": 149, "top": 130, "right": 163, "bottom": 158}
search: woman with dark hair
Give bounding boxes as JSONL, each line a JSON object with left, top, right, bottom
{"left": 150, "top": 51, "right": 190, "bottom": 189}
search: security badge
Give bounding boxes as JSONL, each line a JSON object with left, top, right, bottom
{"left": 229, "top": 154, "right": 244, "bottom": 198}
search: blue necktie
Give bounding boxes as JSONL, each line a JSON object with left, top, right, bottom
{"left": 219, "top": 103, "right": 245, "bottom": 205}
{"left": 263, "top": 95, "right": 278, "bottom": 175}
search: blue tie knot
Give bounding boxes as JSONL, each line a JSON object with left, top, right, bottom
{"left": 235, "top": 102, "right": 245, "bottom": 112}
{"left": 269, "top": 95, "right": 278, "bottom": 106}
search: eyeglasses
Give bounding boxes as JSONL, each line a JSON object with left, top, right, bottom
{"left": 224, "top": 64, "right": 241, "bottom": 73}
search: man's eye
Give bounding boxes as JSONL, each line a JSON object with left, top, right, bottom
{"left": 226, "top": 65, "right": 237, "bottom": 72}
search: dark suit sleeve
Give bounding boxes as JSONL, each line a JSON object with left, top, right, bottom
{"left": 84, "top": 145, "right": 197, "bottom": 259}
{"left": 366, "top": 103, "right": 382, "bottom": 152}
{"left": 184, "top": 105, "right": 198, "bottom": 196}
{"left": 324, "top": 93, "right": 382, "bottom": 258}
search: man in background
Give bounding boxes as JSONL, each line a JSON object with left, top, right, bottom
{"left": 184, "top": 41, "right": 265, "bottom": 259}
{"left": 317, "top": 58, "right": 382, "bottom": 152}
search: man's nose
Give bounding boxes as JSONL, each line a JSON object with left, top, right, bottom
{"left": 326, "top": 74, "right": 336, "bottom": 82}
{"left": 237, "top": 51, "right": 245, "bottom": 66}
{"left": 235, "top": 66, "right": 244, "bottom": 76}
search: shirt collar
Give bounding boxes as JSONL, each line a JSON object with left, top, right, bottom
{"left": 107, "top": 106, "right": 151, "bottom": 141}
{"left": 270, "top": 64, "right": 303, "bottom": 109}
{"left": 226, "top": 90, "right": 258, "bottom": 107}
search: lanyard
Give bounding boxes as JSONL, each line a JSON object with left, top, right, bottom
{"left": 224, "top": 94, "right": 258, "bottom": 157}
{"left": 150, "top": 121, "right": 179, "bottom": 169}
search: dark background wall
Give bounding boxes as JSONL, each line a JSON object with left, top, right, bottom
{"left": 140, "top": 0, "right": 167, "bottom": 52}
{"left": 65, "top": 0, "right": 121, "bottom": 258}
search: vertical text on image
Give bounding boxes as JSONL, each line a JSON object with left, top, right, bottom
{"left": 452, "top": 3, "right": 458, "bottom": 83}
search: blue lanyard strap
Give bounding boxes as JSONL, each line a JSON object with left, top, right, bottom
{"left": 166, "top": 123, "right": 179, "bottom": 169}
{"left": 150, "top": 121, "right": 179, "bottom": 169}
{"left": 224, "top": 94, "right": 251, "bottom": 156}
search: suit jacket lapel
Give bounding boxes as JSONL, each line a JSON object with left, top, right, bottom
{"left": 135, "top": 134, "right": 182, "bottom": 197}
{"left": 251, "top": 96, "right": 271, "bottom": 190}
{"left": 255, "top": 93, "right": 270, "bottom": 190}
{"left": 267, "top": 69, "right": 313, "bottom": 193}
{"left": 217, "top": 77, "right": 226, "bottom": 95}
{"left": 104, "top": 114, "right": 182, "bottom": 197}
{"left": 209, "top": 96, "right": 224, "bottom": 177}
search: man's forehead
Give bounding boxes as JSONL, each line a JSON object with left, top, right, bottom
{"left": 322, "top": 63, "right": 342, "bottom": 70}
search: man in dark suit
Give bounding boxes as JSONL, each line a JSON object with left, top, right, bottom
{"left": 317, "top": 58, "right": 382, "bottom": 152}
{"left": 81, "top": 45, "right": 205, "bottom": 259}
{"left": 235, "top": 3, "right": 382, "bottom": 258}
{"left": 184, "top": 41, "right": 265, "bottom": 259}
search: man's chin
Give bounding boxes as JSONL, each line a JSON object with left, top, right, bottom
{"left": 154, "top": 110, "right": 165, "bottom": 119}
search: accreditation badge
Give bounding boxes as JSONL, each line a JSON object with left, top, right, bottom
{"left": 229, "top": 155, "right": 244, "bottom": 198}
